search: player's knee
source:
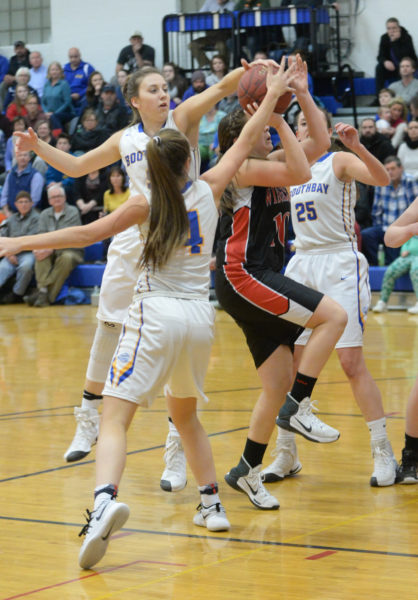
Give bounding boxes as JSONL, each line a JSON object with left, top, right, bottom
{"left": 330, "top": 300, "right": 348, "bottom": 333}
{"left": 339, "top": 353, "right": 359, "bottom": 378}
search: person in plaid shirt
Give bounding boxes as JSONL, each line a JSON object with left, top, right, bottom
{"left": 361, "top": 155, "right": 418, "bottom": 265}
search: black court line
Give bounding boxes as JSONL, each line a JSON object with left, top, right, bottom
{"left": 0, "top": 374, "right": 415, "bottom": 420}
{"left": 0, "top": 426, "right": 248, "bottom": 484}
{"left": 0, "top": 514, "right": 417, "bottom": 560}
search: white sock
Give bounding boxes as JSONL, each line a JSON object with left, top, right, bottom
{"left": 81, "top": 390, "right": 102, "bottom": 411}
{"left": 278, "top": 426, "right": 296, "bottom": 442}
{"left": 367, "top": 417, "right": 388, "bottom": 443}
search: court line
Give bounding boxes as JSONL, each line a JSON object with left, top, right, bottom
{"left": 1, "top": 504, "right": 417, "bottom": 559}
{"left": 1, "top": 558, "right": 187, "bottom": 600}
{"left": 0, "top": 427, "right": 248, "bottom": 484}
{"left": 0, "top": 375, "right": 415, "bottom": 419}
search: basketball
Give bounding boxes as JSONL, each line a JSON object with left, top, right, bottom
{"left": 237, "top": 65, "right": 293, "bottom": 114}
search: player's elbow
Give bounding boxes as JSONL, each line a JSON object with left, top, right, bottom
{"left": 288, "top": 163, "right": 311, "bottom": 185}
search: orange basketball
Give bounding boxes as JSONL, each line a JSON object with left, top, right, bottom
{"left": 237, "top": 65, "right": 292, "bottom": 114}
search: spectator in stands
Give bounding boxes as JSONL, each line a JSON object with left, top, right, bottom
{"left": 3, "top": 67, "right": 38, "bottom": 111}
{"left": 24, "top": 94, "right": 49, "bottom": 131}
{"left": 359, "top": 118, "right": 395, "bottom": 163}
{"left": 115, "top": 69, "right": 132, "bottom": 116}
{"left": 4, "top": 116, "right": 26, "bottom": 172}
{"left": 182, "top": 71, "right": 208, "bottom": 101}
{"left": 102, "top": 166, "right": 129, "bottom": 215}
{"left": 375, "top": 18, "right": 417, "bottom": 96}
{"left": 378, "top": 87, "right": 396, "bottom": 109}
{"left": 74, "top": 170, "right": 107, "bottom": 224}
{"left": 361, "top": 155, "right": 418, "bottom": 265}
{"left": 29, "top": 51, "right": 47, "bottom": 99}
{"left": 410, "top": 94, "right": 418, "bottom": 121}
{"left": 389, "top": 97, "right": 409, "bottom": 148}
{"left": 218, "top": 91, "right": 240, "bottom": 114}
{"left": 63, "top": 48, "right": 95, "bottom": 116}
{"left": 5, "top": 84, "right": 29, "bottom": 122}
{"left": 206, "top": 55, "right": 229, "bottom": 87}
{"left": 0, "top": 129, "right": 5, "bottom": 176}
{"left": 45, "top": 133, "right": 74, "bottom": 203}
{"left": 376, "top": 106, "right": 392, "bottom": 136}
{"left": 25, "top": 184, "right": 83, "bottom": 307}
{"left": 0, "top": 53, "right": 9, "bottom": 87}
{"left": 189, "top": 0, "right": 235, "bottom": 68}
{"left": 0, "top": 191, "right": 39, "bottom": 304}
{"left": 71, "top": 109, "right": 108, "bottom": 155}
{"left": 162, "top": 62, "right": 187, "bottom": 107}
{"left": 96, "top": 84, "right": 129, "bottom": 134}
{"left": 35, "top": 120, "right": 56, "bottom": 147}
{"left": 116, "top": 32, "right": 155, "bottom": 74}
{"left": 1, "top": 41, "right": 30, "bottom": 98}
{"left": 373, "top": 234, "right": 418, "bottom": 314}
{"left": 81, "top": 71, "right": 105, "bottom": 112}
{"left": 397, "top": 120, "right": 418, "bottom": 177}
{"left": 389, "top": 58, "right": 418, "bottom": 105}
{"left": 198, "top": 105, "right": 227, "bottom": 171}
{"left": 0, "top": 150, "right": 44, "bottom": 215}
{"left": 42, "top": 62, "right": 75, "bottom": 127}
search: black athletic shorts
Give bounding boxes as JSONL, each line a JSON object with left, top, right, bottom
{"left": 215, "top": 267, "right": 324, "bottom": 369}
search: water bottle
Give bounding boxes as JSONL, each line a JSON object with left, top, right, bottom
{"left": 377, "top": 244, "right": 385, "bottom": 266}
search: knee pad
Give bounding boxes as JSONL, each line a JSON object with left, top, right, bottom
{"left": 86, "top": 320, "right": 122, "bottom": 383}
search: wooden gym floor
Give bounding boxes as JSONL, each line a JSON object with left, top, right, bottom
{"left": 0, "top": 305, "right": 417, "bottom": 599}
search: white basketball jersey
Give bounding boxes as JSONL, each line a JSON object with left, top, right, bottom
{"left": 290, "top": 152, "right": 357, "bottom": 252}
{"left": 136, "top": 180, "right": 218, "bottom": 299}
{"left": 119, "top": 110, "right": 200, "bottom": 195}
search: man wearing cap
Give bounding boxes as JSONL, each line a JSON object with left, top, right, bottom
{"left": 63, "top": 47, "right": 95, "bottom": 115}
{"left": 0, "top": 41, "right": 30, "bottom": 110}
{"left": 96, "top": 84, "right": 129, "bottom": 134}
{"left": 182, "top": 70, "right": 209, "bottom": 101}
{"left": 116, "top": 32, "right": 155, "bottom": 74}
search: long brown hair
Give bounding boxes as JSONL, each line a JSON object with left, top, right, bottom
{"left": 124, "top": 66, "right": 163, "bottom": 126}
{"left": 140, "top": 129, "right": 191, "bottom": 271}
{"left": 217, "top": 108, "right": 247, "bottom": 214}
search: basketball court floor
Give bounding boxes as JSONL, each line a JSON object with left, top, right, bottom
{"left": 0, "top": 305, "right": 417, "bottom": 599}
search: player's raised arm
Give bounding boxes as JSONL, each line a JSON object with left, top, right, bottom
{"left": 0, "top": 195, "right": 149, "bottom": 257}
{"left": 14, "top": 127, "right": 123, "bottom": 178}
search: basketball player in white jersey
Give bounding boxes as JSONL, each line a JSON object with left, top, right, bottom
{"left": 15, "top": 61, "right": 271, "bottom": 492}
{"left": 384, "top": 197, "right": 418, "bottom": 483}
{"left": 261, "top": 111, "right": 398, "bottom": 486}
{"left": 2, "top": 65, "right": 297, "bottom": 568}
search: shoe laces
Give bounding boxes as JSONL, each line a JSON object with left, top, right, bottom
{"left": 298, "top": 399, "right": 329, "bottom": 430}
{"left": 196, "top": 502, "right": 225, "bottom": 517}
{"left": 246, "top": 468, "right": 274, "bottom": 501}
{"left": 74, "top": 408, "right": 99, "bottom": 434}
{"left": 78, "top": 508, "right": 93, "bottom": 537}
{"left": 372, "top": 442, "right": 394, "bottom": 465}
{"left": 164, "top": 435, "right": 185, "bottom": 471}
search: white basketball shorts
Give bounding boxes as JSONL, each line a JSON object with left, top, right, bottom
{"left": 102, "top": 295, "right": 215, "bottom": 406}
{"left": 285, "top": 249, "right": 371, "bottom": 348}
{"left": 96, "top": 226, "right": 142, "bottom": 324}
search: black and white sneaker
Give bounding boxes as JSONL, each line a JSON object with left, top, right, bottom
{"left": 193, "top": 502, "right": 231, "bottom": 531}
{"left": 225, "top": 456, "right": 279, "bottom": 510}
{"left": 277, "top": 393, "right": 340, "bottom": 443}
{"left": 78, "top": 500, "right": 130, "bottom": 569}
{"left": 395, "top": 448, "right": 418, "bottom": 484}
{"left": 261, "top": 432, "right": 302, "bottom": 483}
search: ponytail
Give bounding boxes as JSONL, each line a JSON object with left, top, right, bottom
{"left": 140, "top": 128, "right": 191, "bottom": 271}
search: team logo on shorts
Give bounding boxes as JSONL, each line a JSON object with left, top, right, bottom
{"left": 117, "top": 352, "right": 131, "bottom": 364}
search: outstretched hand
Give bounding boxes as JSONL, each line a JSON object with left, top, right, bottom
{"left": 0, "top": 238, "right": 22, "bottom": 257}
{"left": 334, "top": 122, "right": 361, "bottom": 151}
{"left": 266, "top": 56, "right": 296, "bottom": 99}
{"left": 286, "top": 54, "right": 308, "bottom": 95}
{"left": 241, "top": 57, "right": 280, "bottom": 71}
{"left": 14, "top": 127, "right": 39, "bottom": 156}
